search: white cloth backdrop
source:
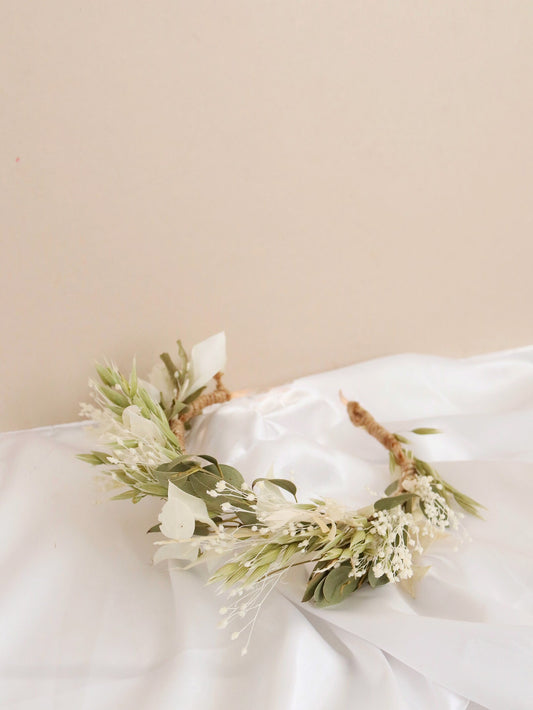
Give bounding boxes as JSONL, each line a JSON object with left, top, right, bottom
{"left": 1, "top": 348, "right": 533, "bottom": 709}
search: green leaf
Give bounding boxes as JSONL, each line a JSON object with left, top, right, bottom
{"left": 99, "top": 384, "right": 130, "bottom": 408}
{"left": 129, "top": 360, "right": 138, "bottom": 395}
{"left": 176, "top": 340, "right": 189, "bottom": 384}
{"left": 171, "top": 477, "right": 197, "bottom": 498}
{"left": 95, "top": 362, "right": 118, "bottom": 387}
{"left": 322, "top": 563, "right": 357, "bottom": 605}
{"left": 188, "top": 470, "right": 220, "bottom": 502}
{"left": 169, "top": 400, "right": 186, "bottom": 418}
{"left": 368, "top": 566, "right": 390, "bottom": 588}
{"left": 411, "top": 427, "right": 441, "bottom": 435}
{"left": 209, "top": 562, "right": 239, "bottom": 584}
{"left": 252, "top": 478, "right": 297, "bottom": 498}
{"left": 349, "top": 530, "right": 367, "bottom": 552}
{"left": 313, "top": 577, "right": 327, "bottom": 604}
{"left": 194, "top": 522, "right": 213, "bottom": 536}
{"left": 136, "top": 482, "right": 167, "bottom": 497}
{"left": 111, "top": 490, "right": 138, "bottom": 501}
{"left": 147, "top": 523, "right": 161, "bottom": 534}
{"left": 77, "top": 451, "right": 110, "bottom": 466}
{"left": 198, "top": 454, "right": 222, "bottom": 470}
{"left": 374, "top": 493, "right": 416, "bottom": 511}
{"left": 302, "top": 569, "right": 328, "bottom": 603}
{"left": 204, "top": 463, "right": 244, "bottom": 489}
{"left": 384, "top": 479, "right": 399, "bottom": 495}
{"left": 444, "top": 484, "right": 485, "bottom": 518}
{"left": 182, "top": 386, "right": 207, "bottom": 406}
{"left": 157, "top": 455, "right": 193, "bottom": 472}
{"left": 160, "top": 352, "right": 179, "bottom": 387}
{"left": 393, "top": 433, "right": 410, "bottom": 444}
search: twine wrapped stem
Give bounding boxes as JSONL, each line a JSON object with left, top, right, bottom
{"left": 342, "top": 394, "right": 415, "bottom": 489}
{"left": 171, "top": 372, "right": 231, "bottom": 451}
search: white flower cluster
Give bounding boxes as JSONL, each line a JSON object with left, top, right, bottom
{"left": 369, "top": 508, "right": 420, "bottom": 582}
{"left": 402, "top": 474, "right": 459, "bottom": 534}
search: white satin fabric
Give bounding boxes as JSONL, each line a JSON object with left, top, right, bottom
{"left": 1, "top": 348, "right": 533, "bottom": 709}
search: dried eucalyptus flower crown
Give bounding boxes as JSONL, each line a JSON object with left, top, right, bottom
{"left": 79, "top": 333, "right": 483, "bottom": 654}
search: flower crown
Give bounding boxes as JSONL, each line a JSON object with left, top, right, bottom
{"left": 79, "top": 332, "right": 483, "bottom": 655}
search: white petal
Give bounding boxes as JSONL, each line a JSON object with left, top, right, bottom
{"left": 167, "top": 481, "right": 215, "bottom": 528}
{"left": 153, "top": 540, "right": 200, "bottom": 564}
{"left": 186, "top": 332, "right": 227, "bottom": 398}
{"left": 158, "top": 495, "right": 196, "bottom": 540}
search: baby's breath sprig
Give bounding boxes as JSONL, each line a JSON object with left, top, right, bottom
{"left": 78, "top": 333, "right": 484, "bottom": 654}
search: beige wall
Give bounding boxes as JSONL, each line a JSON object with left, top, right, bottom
{"left": 1, "top": 2, "right": 532, "bottom": 431}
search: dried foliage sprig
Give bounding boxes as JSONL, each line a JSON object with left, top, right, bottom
{"left": 79, "top": 333, "right": 483, "bottom": 654}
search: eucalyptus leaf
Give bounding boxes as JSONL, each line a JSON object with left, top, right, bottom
{"left": 313, "top": 577, "right": 327, "bottom": 604}
{"left": 384, "top": 480, "right": 399, "bottom": 495}
{"left": 323, "top": 563, "right": 357, "bottom": 605}
{"left": 204, "top": 463, "right": 244, "bottom": 489}
{"left": 374, "top": 493, "right": 416, "bottom": 511}
{"left": 302, "top": 569, "right": 328, "bottom": 602}
{"left": 157, "top": 455, "right": 193, "bottom": 473}
{"left": 252, "top": 478, "right": 297, "bottom": 498}
{"left": 368, "top": 566, "right": 390, "bottom": 588}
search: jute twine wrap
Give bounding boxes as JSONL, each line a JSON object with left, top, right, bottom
{"left": 170, "top": 372, "right": 231, "bottom": 451}
{"left": 344, "top": 398, "right": 416, "bottom": 487}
